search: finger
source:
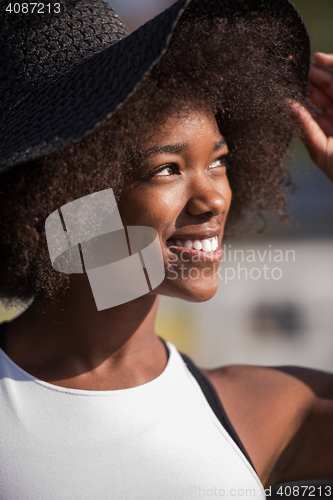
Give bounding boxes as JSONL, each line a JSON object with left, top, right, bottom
{"left": 318, "top": 109, "right": 333, "bottom": 137}
{"left": 308, "top": 82, "right": 333, "bottom": 112}
{"left": 303, "top": 99, "right": 321, "bottom": 119}
{"left": 302, "top": 101, "right": 333, "bottom": 138}
{"left": 314, "top": 52, "right": 333, "bottom": 68}
{"left": 291, "top": 103, "right": 328, "bottom": 165}
{"left": 310, "top": 63, "right": 333, "bottom": 100}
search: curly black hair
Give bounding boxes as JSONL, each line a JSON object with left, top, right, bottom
{"left": 0, "top": 12, "right": 305, "bottom": 308}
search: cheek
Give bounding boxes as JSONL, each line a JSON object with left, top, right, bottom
{"left": 118, "top": 186, "right": 181, "bottom": 230}
{"left": 223, "top": 178, "right": 232, "bottom": 212}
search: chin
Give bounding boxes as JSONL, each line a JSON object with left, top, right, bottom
{"left": 155, "top": 274, "right": 219, "bottom": 303}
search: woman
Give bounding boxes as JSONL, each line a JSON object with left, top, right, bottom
{"left": 0, "top": 0, "right": 332, "bottom": 498}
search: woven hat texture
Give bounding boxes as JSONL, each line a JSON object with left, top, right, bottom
{"left": 0, "top": 0, "right": 310, "bottom": 173}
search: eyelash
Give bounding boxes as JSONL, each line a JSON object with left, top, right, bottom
{"left": 154, "top": 164, "right": 180, "bottom": 177}
{"left": 208, "top": 155, "right": 229, "bottom": 171}
{"left": 147, "top": 154, "right": 229, "bottom": 179}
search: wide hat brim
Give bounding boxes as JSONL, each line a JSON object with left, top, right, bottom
{"left": 0, "top": 0, "right": 310, "bottom": 174}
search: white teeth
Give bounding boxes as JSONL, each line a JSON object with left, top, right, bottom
{"left": 193, "top": 240, "right": 202, "bottom": 251}
{"left": 168, "top": 236, "right": 219, "bottom": 252}
{"left": 212, "top": 238, "right": 217, "bottom": 251}
{"left": 202, "top": 239, "right": 212, "bottom": 252}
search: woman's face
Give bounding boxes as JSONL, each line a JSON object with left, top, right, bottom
{"left": 118, "top": 107, "right": 232, "bottom": 302}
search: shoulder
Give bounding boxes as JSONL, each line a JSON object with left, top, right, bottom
{"left": 202, "top": 364, "right": 316, "bottom": 484}
{"left": 203, "top": 364, "right": 315, "bottom": 407}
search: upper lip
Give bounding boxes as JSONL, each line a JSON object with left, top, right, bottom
{"left": 167, "top": 229, "right": 221, "bottom": 241}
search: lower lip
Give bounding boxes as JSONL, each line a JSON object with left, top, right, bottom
{"left": 167, "top": 244, "right": 223, "bottom": 263}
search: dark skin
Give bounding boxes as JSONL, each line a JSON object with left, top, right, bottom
{"left": 4, "top": 56, "right": 333, "bottom": 488}
{"left": 207, "top": 53, "right": 333, "bottom": 486}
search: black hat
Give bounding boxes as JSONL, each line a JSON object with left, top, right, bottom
{"left": 0, "top": 0, "right": 310, "bottom": 174}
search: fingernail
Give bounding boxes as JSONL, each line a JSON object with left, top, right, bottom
{"left": 315, "top": 52, "right": 326, "bottom": 58}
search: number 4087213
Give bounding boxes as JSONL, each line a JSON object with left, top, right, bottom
{"left": 5, "top": 3, "right": 61, "bottom": 14}
{"left": 276, "top": 484, "right": 332, "bottom": 497}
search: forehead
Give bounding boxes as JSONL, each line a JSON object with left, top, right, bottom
{"left": 141, "top": 108, "right": 222, "bottom": 149}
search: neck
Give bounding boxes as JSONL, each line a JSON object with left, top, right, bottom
{"left": 5, "top": 274, "right": 167, "bottom": 390}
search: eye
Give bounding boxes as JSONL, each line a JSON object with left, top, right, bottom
{"left": 153, "top": 164, "right": 179, "bottom": 177}
{"left": 209, "top": 155, "right": 228, "bottom": 170}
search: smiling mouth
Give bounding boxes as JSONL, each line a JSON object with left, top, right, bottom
{"left": 166, "top": 236, "right": 219, "bottom": 253}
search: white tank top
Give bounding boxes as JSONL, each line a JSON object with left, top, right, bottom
{"left": 0, "top": 339, "right": 265, "bottom": 499}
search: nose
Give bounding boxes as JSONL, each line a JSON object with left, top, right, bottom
{"left": 186, "top": 179, "right": 228, "bottom": 218}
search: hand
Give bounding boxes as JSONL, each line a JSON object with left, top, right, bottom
{"left": 292, "top": 52, "right": 333, "bottom": 182}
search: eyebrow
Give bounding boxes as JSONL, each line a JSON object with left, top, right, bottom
{"left": 142, "top": 138, "right": 227, "bottom": 159}
{"left": 213, "top": 138, "right": 227, "bottom": 151}
{"left": 142, "top": 142, "right": 188, "bottom": 159}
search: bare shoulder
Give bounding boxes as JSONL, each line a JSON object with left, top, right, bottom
{"left": 203, "top": 363, "right": 318, "bottom": 405}
{"left": 202, "top": 364, "right": 317, "bottom": 485}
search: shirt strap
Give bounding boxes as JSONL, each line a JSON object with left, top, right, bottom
{"left": 179, "top": 349, "right": 257, "bottom": 474}
{"left": 0, "top": 321, "right": 7, "bottom": 353}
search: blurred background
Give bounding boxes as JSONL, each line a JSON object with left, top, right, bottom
{"left": 1, "top": 0, "right": 333, "bottom": 371}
